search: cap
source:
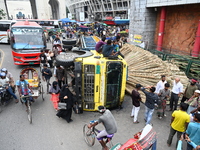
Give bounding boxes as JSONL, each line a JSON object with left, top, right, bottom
{"left": 136, "top": 84, "right": 142, "bottom": 88}
{"left": 98, "top": 106, "right": 106, "bottom": 113}
{"left": 191, "top": 79, "right": 198, "bottom": 83}
{"left": 195, "top": 90, "right": 200, "bottom": 94}
{"left": 1, "top": 68, "right": 7, "bottom": 72}
{"left": 0, "top": 72, "right": 6, "bottom": 77}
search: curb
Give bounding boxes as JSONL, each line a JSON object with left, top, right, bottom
{"left": 0, "top": 49, "right": 5, "bottom": 68}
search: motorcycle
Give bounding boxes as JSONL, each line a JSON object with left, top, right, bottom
{"left": 0, "top": 84, "right": 14, "bottom": 113}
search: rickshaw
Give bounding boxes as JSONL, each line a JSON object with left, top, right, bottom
{"left": 19, "top": 67, "right": 44, "bottom": 123}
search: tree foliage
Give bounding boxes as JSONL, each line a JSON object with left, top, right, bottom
{"left": 0, "top": 9, "right": 6, "bottom": 20}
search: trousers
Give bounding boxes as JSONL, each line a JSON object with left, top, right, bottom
{"left": 167, "top": 127, "right": 182, "bottom": 147}
{"left": 144, "top": 106, "right": 154, "bottom": 125}
{"left": 170, "top": 92, "right": 179, "bottom": 110}
{"left": 131, "top": 105, "right": 140, "bottom": 122}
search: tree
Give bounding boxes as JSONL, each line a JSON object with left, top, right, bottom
{"left": 0, "top": 9, "right": 6, "bottom": 20}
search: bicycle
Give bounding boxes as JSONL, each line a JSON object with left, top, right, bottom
{"left": 83, "top": 120, "right": 114, "bottom": 148}
{"left": 20, "top": 95, "right": 33, "bottom": 124}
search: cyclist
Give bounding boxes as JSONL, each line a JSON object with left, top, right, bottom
{"left": 88, "top": 106, "right": 117, "bottom": 150}
{"left": 0, "top": 72, "right": 19, "bottom": 103}
{"left": 16, "top": 75, "right": 34, "bottom": 105}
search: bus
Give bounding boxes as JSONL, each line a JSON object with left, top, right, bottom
{"left": 10, "top": 20, "right": 46, "bottom": 65}
{"left": 0, "top": 20, "right": 16, "bottom": 44}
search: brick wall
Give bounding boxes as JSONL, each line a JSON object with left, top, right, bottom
{"left": 154, "top": 4, "right": 200, "bottom": 55}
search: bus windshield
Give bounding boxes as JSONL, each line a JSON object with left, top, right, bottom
{"left": 11, "top": 27, "right": 45, "bottom": 50}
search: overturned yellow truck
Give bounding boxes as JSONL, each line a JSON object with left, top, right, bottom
{"left": 56, "top": 50, "right": 127, "bottom": 111}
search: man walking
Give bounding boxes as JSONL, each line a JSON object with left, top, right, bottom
{"left": 41, "top": 64, "right": 52, "bottom": 92}
{"left": 167, "top": 103, "right": 190, "bottom": 147}
{"left": 186, "top": 113, "right": 200, "bottom": 150}
{"left": 141, "top": 86, "right": 159, "bottom": 125}
{"left": 169, "top": 77, "right": 183, "bottom": 111}
{"left": 131, "top": 84, "right": 142, "bottom": 124}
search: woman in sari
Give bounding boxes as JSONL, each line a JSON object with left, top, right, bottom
{"left": 49, "top": 81, "right": 60, "bottom": 111}
{"left": 56, "top": 84, "right": 74, "bottom": 123}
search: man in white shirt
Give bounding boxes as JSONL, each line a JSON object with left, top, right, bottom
{"left": 155, "top": 75, "right": 167, "bottom": 94}
{"left": 169, "top": 77, "right": 183, "bottom": 111}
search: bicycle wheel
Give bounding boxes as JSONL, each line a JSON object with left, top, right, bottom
{"left": 83, "top": 124, "right": 95, "bottom": 147}
{"left": 27, "top": 101, "right": 32, "bottom": 124}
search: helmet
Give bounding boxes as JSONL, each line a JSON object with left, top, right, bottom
{"left": 0, "top": 72, "right": 6, "bottom": 77}
{"left": 1, "top": 68, "right": 7, "bottom": 72}
{"left": 98, "top": 106, "right": 106, "bottom": 113}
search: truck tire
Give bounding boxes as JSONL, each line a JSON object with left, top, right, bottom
{"left": 56, "top": 50, "right": 93, "bottom": 67}
{"left": 62, "top": 39, "right": 77, "bottom": 45}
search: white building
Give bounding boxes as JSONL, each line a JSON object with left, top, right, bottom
{"left": 66, "top": 0, "right": 130, "bottom": 21}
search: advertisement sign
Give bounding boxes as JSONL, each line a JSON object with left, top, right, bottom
{"left": 80, "top": 12, "right": 85, "bottom": 21}
{"left": 68, "top": 13, "right": 72, "bottom": 19}
{"left": 134, "top": 34, "right": 142, "bottom": 43}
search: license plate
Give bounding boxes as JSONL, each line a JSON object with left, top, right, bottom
{"left": 29, "top": 62, "right": 34, "bottom": 64}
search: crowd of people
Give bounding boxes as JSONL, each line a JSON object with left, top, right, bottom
{"left": 130, "top": 75, "right": 200, "bottom": 150}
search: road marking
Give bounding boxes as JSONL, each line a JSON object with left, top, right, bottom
{"left": 0, "top": 49, "right": 5, "bottom": 68}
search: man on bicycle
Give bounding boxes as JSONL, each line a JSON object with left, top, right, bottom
{"left": 88, "top": 106, "right": 117, "bottom": 150}
{"left": 16, "top": 75, "right": 33, "bottom": 104}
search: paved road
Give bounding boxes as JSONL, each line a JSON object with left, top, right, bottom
{"left": 0, "top": 43, "right": 187, "bottom": 150}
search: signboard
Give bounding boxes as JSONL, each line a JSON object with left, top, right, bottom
{"left": 133, "top": 34, "right": 142, "bottom": 43}
{"left": 68, "top": 13, "right": 72, "bottom": 19}
{"left": 79, "top": 12, "right": 85, "bottom": 21}
{"left": 146, "top": 0, "right": 198, "bottom": 7}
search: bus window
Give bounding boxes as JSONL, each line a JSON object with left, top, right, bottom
{"left": 0, "top": 24, "right": 10, "bottom": 31}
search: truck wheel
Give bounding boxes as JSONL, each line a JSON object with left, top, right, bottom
{"left": 56, "top": 50, "right": 93, "bottom": 67}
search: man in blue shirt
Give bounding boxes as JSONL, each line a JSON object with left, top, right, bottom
{"left": 141, "top": 86, "right": 159, "bottom": 125}
{"left": 102, "top": 40, "right": 115, "bottom": 57}
{"left": 186, "top": 113, "right": 200, "bottom": 150}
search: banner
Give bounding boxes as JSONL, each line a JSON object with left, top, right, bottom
{"left": 68, "top": 13, "right": 72, "bottom": 19}
{"left": 79, "top": 12, "right": 85, "bottom": 21}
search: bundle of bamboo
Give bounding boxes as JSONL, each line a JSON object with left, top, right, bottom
{"left": 121, "top": 44, "right": 189, "bottom": 101}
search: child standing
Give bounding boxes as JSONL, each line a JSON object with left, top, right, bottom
{"left": 157, "top": 83, "right": 170, "bottom": 119}
{"left": 49, "top": 81, "right": 60, "bottom": 111}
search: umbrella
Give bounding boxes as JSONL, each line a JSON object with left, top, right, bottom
{"left": 70, "top": 20, "right": 76, "bottom": 23}
{"left": 59, "top": 18, "right": 71, "bottom": 23}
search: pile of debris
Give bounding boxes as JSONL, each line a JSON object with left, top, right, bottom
{"left": 120, "top": 44, "right": 188, "bottom": 100}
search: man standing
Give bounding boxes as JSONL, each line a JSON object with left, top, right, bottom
{"left": 167, "top": 103, "right": 190, "bottom": 147}
{"left": 155, "top": 75, "right": 167, "bottom": 94}
{"left": 141, "top": 86, "right": 159, "bottom": 125}
{"left": 169, "top": 77, "right": 183, "bottom": 111}
{"left": 181, "top": 79, "right": 198, "bottom": 103}
{"left": 55, "top": 65, "right": 65, "bottom": 88}
{"left": 131, "top": 84, "right": 142, "bottom": 124}
{"left": 41, "top": 64, "right": 52, "bottom": 92}
{"left": 186, "top": 113, "right": 200, "bottom": 150}
{"left": 39, "top": 50, "right": 47, "bottom": 65}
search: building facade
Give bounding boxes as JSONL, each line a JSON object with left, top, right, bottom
{"left": 66, "top": 0, "right": 130, "bottom": 21}
{"left": 129, "top": 0, "right": 200, "bottom": 57}
{"left": 1, "top": 0, "right": 66, "bottom": 20}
